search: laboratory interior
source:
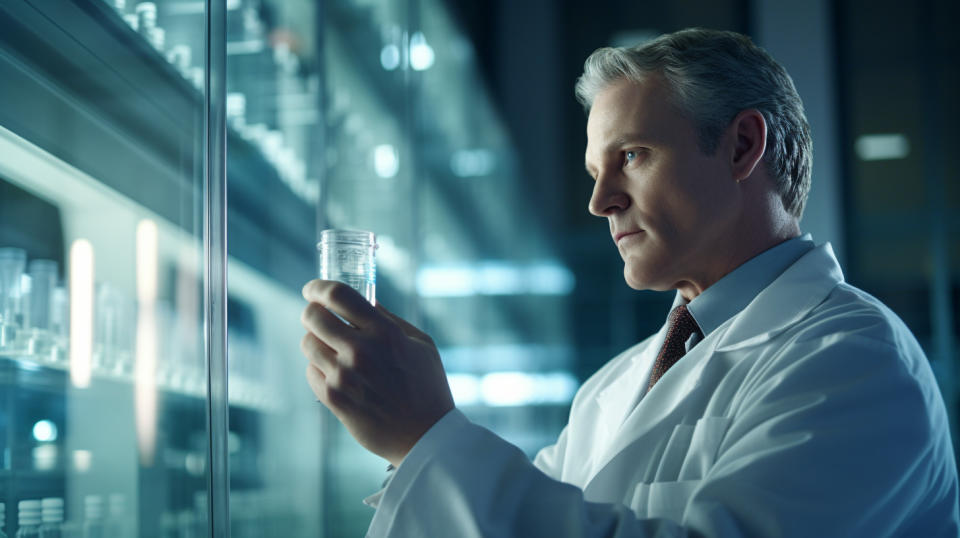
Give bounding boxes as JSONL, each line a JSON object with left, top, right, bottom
{"left": 0, "top": 0, "right": 958, "bottom": 535}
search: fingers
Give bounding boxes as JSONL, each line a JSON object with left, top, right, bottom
{"left": 376, "top": 303, "right": 432, "bottom": 343}
{"left": 302, "top": 279, "right": 379, "bottom": 329}
{"left": 305, "top": 364, "right": 352, "bottom": 413}
{"left": 300, "top": 300, "right": 357, "bottom": 352}
{"left": 300, "top": 331, "right": 337, "bottom": 376}
{"left": 302, "top": 332, "right": 367, "bottom": 403}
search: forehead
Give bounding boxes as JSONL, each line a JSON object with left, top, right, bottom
{"left": 585, "top": 77, "right": 685, "bottom": 161}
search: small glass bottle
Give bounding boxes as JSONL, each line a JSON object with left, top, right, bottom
{"left": 81, "top": 497, "right": 103, "bottom": 538}
{"left": 103, "top": 495, "right": 127, "bottom": 538}
{"left": 38, "top": 498, "right": 63, "bottom": 538}
{"left": 15, "top": 500, "right": 41, "bottom": 538}
{"left": 1, "top": 501, "right": 8, "bottom": 538}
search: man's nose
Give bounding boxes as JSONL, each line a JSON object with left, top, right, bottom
{"left": 588, "top": 173, "right": 629, "bottom": 217}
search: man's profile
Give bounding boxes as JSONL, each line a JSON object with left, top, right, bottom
{"left": 300, "top": 28, "right": 960, "bottom": 536}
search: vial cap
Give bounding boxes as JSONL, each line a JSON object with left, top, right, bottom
{"left": 18, "top": 500, "right": 42, "bottom": 511}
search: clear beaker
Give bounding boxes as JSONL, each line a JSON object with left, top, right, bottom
{"left": 317, "top": 229, "right": 377, "bottom": 305}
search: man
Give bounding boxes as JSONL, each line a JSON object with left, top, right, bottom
{"left": 300, "top": 28, "right": 959, "bottom": 536}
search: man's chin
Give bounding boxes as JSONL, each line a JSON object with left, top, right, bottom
{"left": 623, "top": 264, "right": 672, "bottom": 293}
{"left": 623, "top": 267, "right": 654, "bottom": 291}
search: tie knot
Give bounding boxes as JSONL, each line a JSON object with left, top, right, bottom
{"left": 666, "top": 304, "right": 699, "bottom": 342}
{"left": 647, "top": 304, "right": 702, "bottom": 391}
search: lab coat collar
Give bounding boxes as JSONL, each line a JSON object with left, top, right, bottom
{"left": 713, "top": 242, "right": 843, "bottom": 353}
{"left": 582, "top": 243, "right": 843, "bottom": 494}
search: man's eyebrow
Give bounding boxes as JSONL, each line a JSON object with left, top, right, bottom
{"left": 611, "top": 133, "right": 654, "bottom": 147}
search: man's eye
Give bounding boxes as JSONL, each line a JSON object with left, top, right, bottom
{"left": 624, "top": 150, "right": 640, "bottom": 165}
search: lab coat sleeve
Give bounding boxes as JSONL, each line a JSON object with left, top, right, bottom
{"left": 367, "top": 408, "right": 694, "bottom": 537}
{"left": 368, "top": 332, "right": 958, "bottom": 537}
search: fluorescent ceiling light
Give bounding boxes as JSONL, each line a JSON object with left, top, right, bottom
{"left": 417, "top": 261, "right": 574, "bottom": 297}
{"left": 410, "top": 32, "right": 435, "bottom": 71}
{"left": 447, "top": 370, "right": 578, "bottom": 407}
{"left": 374, "top": 144, "right": 400, "bottom": 178}
{"left": 480, "top": 371, "right": 578, "bottom": 407}
{"left": 855, "top": 133, "right": 910, "bottom": 161}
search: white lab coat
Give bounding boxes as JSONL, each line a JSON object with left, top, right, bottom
{"left": 367, "top": 244, "right": 960, "bottom": 537}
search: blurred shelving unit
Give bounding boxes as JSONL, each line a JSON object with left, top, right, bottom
{"left": 1, "top": 0, "right": 579, "bottom": 535}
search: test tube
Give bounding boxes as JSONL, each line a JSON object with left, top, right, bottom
{"left": 95, "top": 282, "right": 132, "bottom": 375}
{"left": 28, "top": 259, "right": 58, "bottom": 331}
{"left": 19, "top": 273, "right": 31, "bottom": 341}
{"left": 0, "top": 247, "right": 27, "bottom": 347}
{"left": 25, "top": 260, "right": 59, "bottom": 356}
{"left": 317, "top": 230, "right": 377, "bottom": 305}
{"left": 49, "top": 285, "right": 69, "bottom": 364}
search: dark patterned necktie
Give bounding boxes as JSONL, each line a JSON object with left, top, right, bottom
{"left": 647, "top": 304, "right": 703, "bottom": 391}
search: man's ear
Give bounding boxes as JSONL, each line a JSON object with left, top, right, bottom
{"left": 730, "top": 109, "right": 767, "bottom": 182}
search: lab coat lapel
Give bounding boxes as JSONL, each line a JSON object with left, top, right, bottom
{"left": 592, "top": 323, "right": 667, "bottom": 451}
{"left": 581, "top": 243, "right": 844, "bottom": 498}
{"left": 583, "top": 329, "right": 723, "bottom": 498}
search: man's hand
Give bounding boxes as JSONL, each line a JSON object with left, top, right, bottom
{"left": 300, "top": 279, "right": 455, "bottom": 467}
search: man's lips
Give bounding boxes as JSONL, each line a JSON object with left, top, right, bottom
{"left": 614, "top": 230, "right": 642, "bottom": 243}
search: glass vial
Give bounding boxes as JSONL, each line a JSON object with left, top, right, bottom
{"left": 317, "top": 230, "right": 377, "bottom": 305}
{"left": 81, "top": 496, "right": 103, "bottom": 538}
{"left": 27, "top": 260, "right": 57, "bottom": 331}
{"left": 38, "top": 498, "right": 63, "bottom": 538}
{"left": 15, "top": 500, "right": 41, "bottom": 538}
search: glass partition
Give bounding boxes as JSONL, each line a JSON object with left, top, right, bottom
{"left": 0, "top": 0, "right": 210, "bottom": 534}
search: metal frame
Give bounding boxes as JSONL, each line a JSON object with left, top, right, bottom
{"left": 204, "top": 0, "right": 230, "bottom": 535}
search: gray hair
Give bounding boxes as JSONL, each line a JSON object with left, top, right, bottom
{"left": 575, "top": 28, "right": 812, "bottom": 219}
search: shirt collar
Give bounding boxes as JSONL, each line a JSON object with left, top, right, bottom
{"left": 674, "top": 234, "right": 816, "bottom": 337}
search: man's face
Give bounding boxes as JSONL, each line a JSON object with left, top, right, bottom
{"left": 584, "top": 76, "right": 741, "bottom": 299}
